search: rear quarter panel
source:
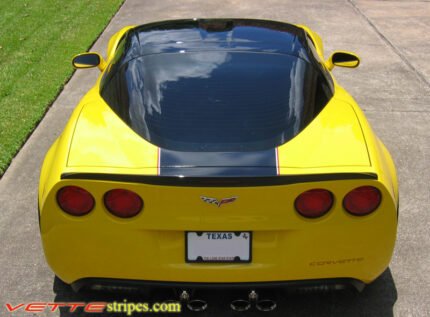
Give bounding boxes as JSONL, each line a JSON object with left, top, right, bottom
{"left": 334, "top": 85, "right": 399, "bottom": 206}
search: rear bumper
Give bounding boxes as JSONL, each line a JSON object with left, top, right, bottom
{"left": 71, "top": 277, "right": 365, "bottom": 293}
{"left": 42, "top": 226, "right": 396, "bottom": 286}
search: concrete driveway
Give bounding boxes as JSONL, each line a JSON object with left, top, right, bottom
{"left": 0, "top": 0, "right": 429, "bottom": 316}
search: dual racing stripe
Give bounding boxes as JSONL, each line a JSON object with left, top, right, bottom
{"left": 158, "top": 148, "right": 280, "bottom": 177}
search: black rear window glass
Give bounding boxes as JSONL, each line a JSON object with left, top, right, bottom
{"left": 100, "top": 19, "right": 333, "bottom": 152}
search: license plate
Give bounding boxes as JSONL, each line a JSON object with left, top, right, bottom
{"left": 186, "top": 232, "right": 252, "bottom": 263}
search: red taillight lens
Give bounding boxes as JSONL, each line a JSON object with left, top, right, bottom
{"left": 57, "top": 186, "right": 95, "bottom": 216}
{"left": 104, "top": 189, "right": 143, "bottom": 218}
{"left": 343, "top": 186, "right": 381, "bottom": 216}
{"left": 294, "top": 189, "right": 333, "bottom": 218}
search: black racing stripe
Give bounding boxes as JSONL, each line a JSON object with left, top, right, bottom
{"left": 159, "top": 149, "right": 278, "bottom": 177}
{"left": 61, "top": 172, "right": 378, "bottom": 187}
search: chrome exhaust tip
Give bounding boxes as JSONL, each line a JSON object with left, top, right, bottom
{"left": 256, "top": 299, "right": 277, "bottom": 312}
{"left": 187, "top": 299, "right": 208, "bottom": 312}
{"left": 230, "top": 299, "right": 251, "bottom": 312}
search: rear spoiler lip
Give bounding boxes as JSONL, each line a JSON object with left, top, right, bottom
{"left": 61, "top": 172, "right": 378, "bottom": 187}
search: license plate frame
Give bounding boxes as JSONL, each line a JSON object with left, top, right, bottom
{"left": 185, "top": 231, "right": 252, "bottom": 263}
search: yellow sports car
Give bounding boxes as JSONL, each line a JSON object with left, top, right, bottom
{"left": 39, "top": 19, "right": 398, "bottom": 297}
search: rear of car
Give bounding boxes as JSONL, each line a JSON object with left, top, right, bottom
{"left": 39, "top": 19, "right": 398, "bottom": 292}
{"left": 41, "top": 175, "right": 396, "bottom": 291}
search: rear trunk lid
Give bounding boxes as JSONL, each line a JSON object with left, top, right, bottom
{"left": 66, "top": 96, "right": 370, "bottom": 175}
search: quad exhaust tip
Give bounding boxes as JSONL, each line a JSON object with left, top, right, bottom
{"left": 256, "top": 299, "right": 277, "bottom": 312}
{"left": 230, "top": 290, "right": 277, "bottom": 312}
{"left": 187, "top": 299, "right": 208, "bottom": 312}
{"left": 230, "top": 299, "right": 251, "bottom": 312}
{"left": 175, "top": 289, "right": 277, "bottom": 312}
{"left": 178, "top": 290, "right": 208, "bottom": 312}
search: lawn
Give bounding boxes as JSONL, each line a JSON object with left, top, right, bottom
{"left": 0, "top": 0, "right": 124, "bottom": 176}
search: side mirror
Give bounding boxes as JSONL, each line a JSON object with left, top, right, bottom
{"left": 325, "top": 51, "right": 360, "bottom": 71}
{"left": 72, "top": 52, "right": 106, "bottom": 71}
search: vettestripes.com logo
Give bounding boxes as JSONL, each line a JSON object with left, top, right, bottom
{"left": 5, "top": 300, "right": 181, "bottom": 315}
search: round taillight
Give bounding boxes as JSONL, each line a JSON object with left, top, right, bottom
{"left": 294, "top": 189, "right": 333, "bottom": 218}
{"left": 57, "top": 186, "right": 95, "bottom": 216}
{"left": 343, "top": 186, "right": 381, "bottom": 216}
{"left": 104, "top": 189, "right": 143, "bottom": 218}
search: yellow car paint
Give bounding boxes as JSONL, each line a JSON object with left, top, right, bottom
{"left": 106, "top": 25, "right": 135, "bottom": 62}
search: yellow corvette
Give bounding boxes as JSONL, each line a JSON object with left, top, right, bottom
{"left": 39, "top": 19, "right": 398, "bottom": 296}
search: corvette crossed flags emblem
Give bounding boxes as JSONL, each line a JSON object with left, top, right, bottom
{"left": 200, "top": 196, "right": 238, "bottom": 207}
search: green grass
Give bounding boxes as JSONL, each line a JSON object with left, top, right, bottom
{"left": 0, "top": 0, "right": 123, "bottom": 176}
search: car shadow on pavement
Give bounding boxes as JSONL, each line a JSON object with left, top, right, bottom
{"left": 53, "top": 269, "right": 397, "bottom": 317}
